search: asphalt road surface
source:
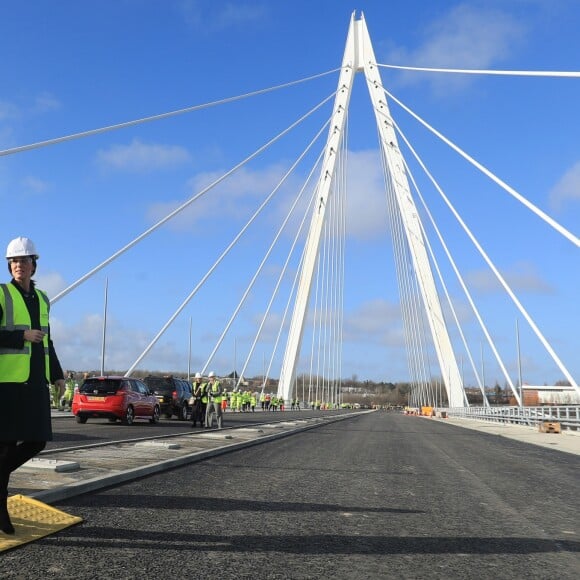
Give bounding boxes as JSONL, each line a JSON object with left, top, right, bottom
{"left": 45, "top": 408, "right": 349, "bottom": 450}
{"left": 2, "top": 411, "right": 579, "bottom": 579}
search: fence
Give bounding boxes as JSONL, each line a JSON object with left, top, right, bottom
{"left": 445, "top": 405, "right": 580, "bottom": 432}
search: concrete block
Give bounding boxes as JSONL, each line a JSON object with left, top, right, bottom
{"left": 23, "top": 458, "right": 80, "bottom": 472}
{"left": 539, "top": 421, "right": 561, "bottom": 434}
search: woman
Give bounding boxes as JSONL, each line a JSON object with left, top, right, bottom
{"left": 0, "top": 237, "right": 64, "bottom": 534}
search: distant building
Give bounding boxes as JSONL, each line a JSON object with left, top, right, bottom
{"left": 518, "top": 385, "right": 580, "bottom": 406}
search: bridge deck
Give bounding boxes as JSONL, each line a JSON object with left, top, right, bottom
{"left": 1, "top": 411, "right": 579, "bottom": 578}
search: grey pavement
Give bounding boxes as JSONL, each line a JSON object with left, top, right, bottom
{"left": 433, "top": 414, "right": 580, "bottom": 455}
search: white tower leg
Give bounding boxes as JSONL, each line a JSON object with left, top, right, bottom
{"left": 278, "top": 13, "right": 358, "bottom": 401}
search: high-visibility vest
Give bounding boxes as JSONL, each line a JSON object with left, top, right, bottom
{"left": 197, "top": 382, "right": 208, "bottom": 403}
{"left": 209, "top": 380, "right": 222, "bottom": 403}
{"left": 0, "top": 283, "right": 50, "bottom": 383}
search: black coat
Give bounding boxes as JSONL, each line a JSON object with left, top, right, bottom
{"left": 0, "top": 280, "right": 64, "bottom": 441}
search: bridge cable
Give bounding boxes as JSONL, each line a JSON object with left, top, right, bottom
{"left": 378, "top": 125, "right": 433, "bottom": 402}
{"left": 382, "top": 88, "right": 579, "bottom": 247}
{"left": 399, "top": 148, "right": 489, "bottom": 407}
{"left": 53, "top": 90, "right": 338, "bottom": 305}
{"left": 390, "top": 114, "right": 521, "bottom": 404}
{"left": 0, "top": 68, "right": 341, "bottom": 158}
{"left": 376, "top": 63, "right": 580, "bottom": 78}
{"left": 334, "top": 126, "right": 347, "bottom": 404}
{"left": 391, "top": 114, "right": 578, "bottom": 395}
{"left": 123, "top": 103, "right": 336, "bottom": 375}
{"left": 319, "top": 129, "right": 347, "bottom": 406}
{"left": 262, "top": 208, "right": 313, "bottom": 398}
{"left": 198, "top": 119, "right": 331, "bottom": 374}
{"left": 236, "top": 153, "right": 323, "bottom": 392}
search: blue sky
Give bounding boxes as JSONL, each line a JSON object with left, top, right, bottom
{"left": 1, "top": 0, "right": 578, "bottom": 387}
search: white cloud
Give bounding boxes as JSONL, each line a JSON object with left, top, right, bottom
{"left": 96, "top": 139, "right": 191, "bottom": 172}
{"left": 343, "top": 298, "right": 404, "bottom": 346}
{"left": 0, "top": 127, "right": 14, "bottom": 150}
{"left": 146, "top": 150, "right": 391, "bottom": 239}
{"left": 0, "top": 100, "right": 19, "bottom": 122}
{"left": 346, "top": 150, "right": 390, "bottom": 240}
{"left": 0, "top": 94, "right": 58, "bottom": 149}
{"left": 549, "top": 160, "right": 580, "bottom": 210}
{"left": 385, "top": 4, "right": 526, "bottom": 93}
{"left": 20, "top": 176, "right": 49, "bottom": 196}
{"left": 32, "top": 92, "right": 61, "bottom": 114}
{"left": 465, "top": 261, "right": 553, "bottom": 294}
{"left": 216, "top": 3, "right": 268, "bottom": 28}
{"left": 180, "top": 0, "right": 267, "bottom": 31}
{"left": 147, "top": 149, "right": 392, "bottom": 238}
{"left": 51, "top": 312, "right": 196, "bottom": 374}
{"left": 35, "top": 271, "right": 68, "bottom": 298}
{"left": 146, "top": 162, "right": 289, "bottom": 229}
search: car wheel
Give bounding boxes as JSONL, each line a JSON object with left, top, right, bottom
{"left": 150, "top": 405, "right": 160, "bottom": 424}
{"left": 123, "top": 405, "right": 135, "bottom": 425}
{"left": 76, "top": 415, "right": 87, "bottom": 424}
{"left": 179, "top": 404, "right": 188, "bottom": 421}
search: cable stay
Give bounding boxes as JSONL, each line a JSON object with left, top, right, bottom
{"left": 262, "top": 222, "right": 310, "bottom": 396}
{"left": 322, "top": 184, "right": 345, "bottom": 405}
{"left": 377, "top": 63, "right": 580, "bottom": 78}
{"left": 0, "top": 68, "right": 340, "bottom": 158}
{"left": 308, "top": 234, "right": 323, "bottom": 403}
{"left": 200, "top": 122, "right": 330, "bottom": 375}
{"left": 378, "top": 125, "right": 433, "bottom": 401}
{"left": 52, "top": 90, "right": 337, "bottom": 305}
{"left": 401, "top": 148, "right": 490, "bottom": 407}
{"left": 382, "top": 88, "right": 579, "bottom": 248}
{"left": 125, "top": 113, "right": 332, "bottom": 376}
{"left": 236, "top": 151, "right": 324, "bottom": 391}
{"left": 392, "top": 115, "right": 579, "bottom": 397}
{"left": 312, "top": 126, "right": 347, "bottom": 406}
{"left": 391, "top": 112, "right": 519, "bottom": 405}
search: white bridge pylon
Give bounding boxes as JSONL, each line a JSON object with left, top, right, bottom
{"left": 278, "top": 11, "right": 468, "bottom": 408}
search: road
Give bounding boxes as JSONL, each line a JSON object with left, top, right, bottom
{"left": 2, "top": 411, "right": 579, "bottom": 579}
{"left": 45, "top": 408, "right": 352, "bottom": 450}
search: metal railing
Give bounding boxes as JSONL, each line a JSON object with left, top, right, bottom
{"left": 444, "top": 405, "right": 580, "bottom": 432}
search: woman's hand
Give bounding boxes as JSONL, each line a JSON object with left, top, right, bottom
{"left": 24, "top": 329, "right": 45, "bottom": 343}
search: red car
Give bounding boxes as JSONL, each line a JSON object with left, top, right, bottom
{"left": 72, "top": 376, "right": 160, "bottom": 425}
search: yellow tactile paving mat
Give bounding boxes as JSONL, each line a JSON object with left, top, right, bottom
{"left": 0, "top": 495, "right": 82, "bottom": 552}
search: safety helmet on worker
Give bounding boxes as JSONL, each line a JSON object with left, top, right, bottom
{"left": 208, "top": 371, "right": 216, "bottom": 378}
{"left": 6, "top": 237, "right": 39, "bottom": 275}
{"left": 194, "top": 372, "right": 202, "bottom": 379}
{"left": 6, "top": 237, "right": 39, "bottom": 259}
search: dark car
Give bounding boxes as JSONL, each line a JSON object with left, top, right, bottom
{"left": 142, "top": 375, "right": 192, "bottom": 420}
{"left": 72, "top": 376, "right": 160, "bottom": 425}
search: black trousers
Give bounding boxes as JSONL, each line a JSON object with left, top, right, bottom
{"left": 0, "top": 441, "right": 46, "bottom": 497}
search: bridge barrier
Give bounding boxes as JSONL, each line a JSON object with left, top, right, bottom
{"left": 444, "top": 405, "right": 580, "bottom": 432}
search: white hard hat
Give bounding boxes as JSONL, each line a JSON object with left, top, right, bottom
{"left": 6, "top": 237, "right": 39, "bottom": 259}
{"left": 194, "top": 372, "right": 202, "bottom": 379}
{"left": 208, "top": 371, "right": 216, "bottom": 378}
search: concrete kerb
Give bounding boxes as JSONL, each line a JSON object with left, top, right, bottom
{"left": 31, "top": 412, "right": 366, "bottom": 505}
